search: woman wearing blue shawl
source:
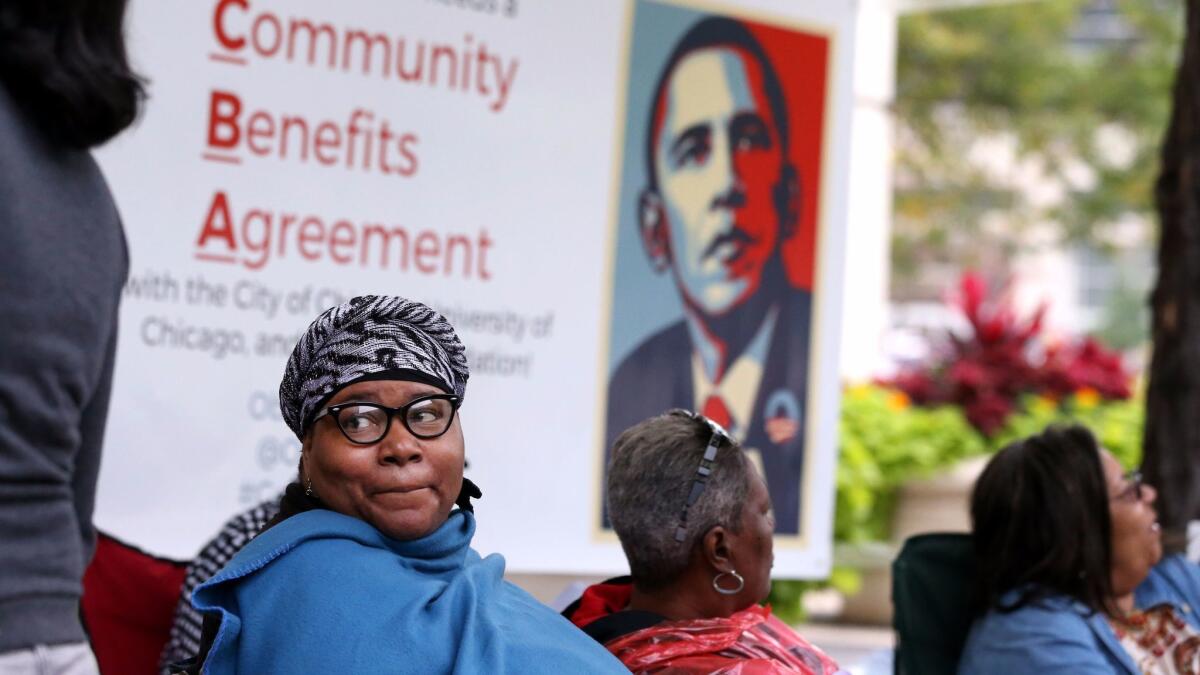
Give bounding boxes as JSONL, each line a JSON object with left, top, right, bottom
{"left": 187, "top": 296, "right": 625, "bottom": 674}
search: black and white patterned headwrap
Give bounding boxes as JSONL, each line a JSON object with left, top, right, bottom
{"left": 279, "top": 295, "right": 469, "bottom": 439}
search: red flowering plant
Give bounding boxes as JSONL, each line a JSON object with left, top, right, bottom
{"left": 882, "top": 272, "right": 1132, "bottom": 435}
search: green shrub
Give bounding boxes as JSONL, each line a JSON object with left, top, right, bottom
{"left": 836, "top": 385, "right": 987, "bottom": 544}
{"left": 991, "top": 389, "right": 1144, "bottom": 469}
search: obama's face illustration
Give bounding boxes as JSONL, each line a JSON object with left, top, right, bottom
{"left": 641, "top": 43, "right": 795, "bottom": 319}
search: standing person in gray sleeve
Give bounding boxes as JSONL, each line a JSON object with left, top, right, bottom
{"left": 0, "top": 1, "right": 143, "bottom": 673}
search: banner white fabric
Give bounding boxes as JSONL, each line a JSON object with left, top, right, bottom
{"left": 93, "top": 0, "right": 855, "bottom": 578}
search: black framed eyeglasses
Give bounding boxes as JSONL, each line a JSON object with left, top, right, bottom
{"left": 312, "top": 394, "right": 462, "bottom": 444}
{"left": 671, "top": 410, "right": 730, "bottom": 542}
{"left": 1111, "top": 470, "right": 1145, "bottom": 503}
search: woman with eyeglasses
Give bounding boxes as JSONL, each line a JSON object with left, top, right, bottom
{"left": 562, "top": 410, "right": 842, "bottom": 674}
{"left": 958, "top": 424, "right": 1200, "bottom": 674}
{"left": 180, "top": 295, "right": 625, "bottom": 674}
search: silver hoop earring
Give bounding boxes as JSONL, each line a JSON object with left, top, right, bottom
{"left": 712, "top": 570, "right": 744, "bottom": 595}
{"left": 305, "top": 478, "right": 314, "bottom": 497}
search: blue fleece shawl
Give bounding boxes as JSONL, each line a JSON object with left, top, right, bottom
{"left": 192, "top": 509, "right": 625, "bottom": 674}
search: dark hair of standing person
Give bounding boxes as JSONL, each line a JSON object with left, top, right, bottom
{"left": 970, "top": 424, "right": 1118, "bottom": 617}
{"left": 0, "top": 0, "right": 145, "bottom": 148}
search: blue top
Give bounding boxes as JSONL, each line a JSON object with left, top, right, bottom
{"left": 958, "top": 555, "right": 1200, "bottom": 674}
{"left": 192, "top": 509, "right": 626, "bottom": 674}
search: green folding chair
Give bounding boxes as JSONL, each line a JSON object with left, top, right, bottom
{"left": 892, "top": 533, "right": 975, "bottom": 675}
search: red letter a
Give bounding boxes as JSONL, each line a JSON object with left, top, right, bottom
{"left": 197, "top": 191, "right": 237, "bottom": 251}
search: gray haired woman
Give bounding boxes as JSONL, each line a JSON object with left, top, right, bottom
{"left": 563, "top": 410, "right": 842, "bottom": 674}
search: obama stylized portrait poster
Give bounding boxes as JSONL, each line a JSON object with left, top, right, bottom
{"left": 601, "top": 0, "right": 834, "bottom": 545}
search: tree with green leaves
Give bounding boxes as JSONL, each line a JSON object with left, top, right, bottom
{"left": 893, "top": 0, "right": 1183, "bottom": 296}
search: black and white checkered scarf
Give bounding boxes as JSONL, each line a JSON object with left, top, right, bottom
{"left": 158, "top": 496, "right": 280, "bottom": 674}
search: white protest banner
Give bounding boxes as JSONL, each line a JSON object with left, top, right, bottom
{"left": 94, "top": 0, "right": 854, "bottom": 578}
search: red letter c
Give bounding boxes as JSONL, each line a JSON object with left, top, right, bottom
{"left": 214, "top": 0, "right": 249, "bottom": 51}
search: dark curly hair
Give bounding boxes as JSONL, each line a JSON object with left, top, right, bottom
{"left": 0, "top": 0, "right": 145, "bottom": 148}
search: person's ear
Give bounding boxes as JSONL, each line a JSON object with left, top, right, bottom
{"left": 701, "top": 525, "right": 735, "bottom": 572}
{"left": 638, "top": 188, "right": 672, "bottom": 274}
{"left": 773, "top": 162, "right": 800, "bottom": 240}
{"left": 298, "top": 433, "right": 312, "bottom": 477}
